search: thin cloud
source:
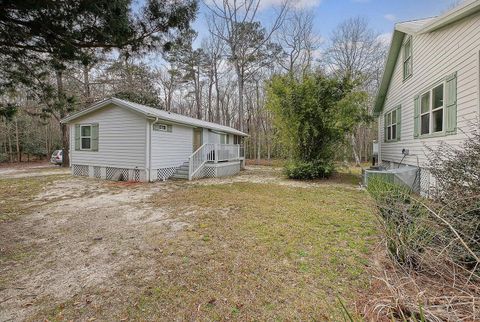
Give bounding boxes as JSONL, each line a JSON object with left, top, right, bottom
{"left": 259, "top": 0, "right": 322, "bottom": 10}
{"left": 377, "top": 32, "right": 392, "bottom": 46}
{"left": 384, "top": 14, "right": 396, "bottom": 22}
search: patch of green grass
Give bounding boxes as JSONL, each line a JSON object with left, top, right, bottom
{"left": 0, "top": 246, "right": 31, "bottom": 263}
{"left": 0, "top": 174, "right": 66, "bottom": 222}
{"left": 124, "top": 181, "right": 377, "bottom": 320}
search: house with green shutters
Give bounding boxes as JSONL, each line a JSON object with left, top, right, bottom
{"left": 373, "top": 0, "right": 480, "bottom": 194}
{"left": 61, "top": 98, "right": 247, "bottom": 182}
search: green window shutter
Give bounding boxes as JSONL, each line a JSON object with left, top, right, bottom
{"left": 167, "top": 124, "right": 173, "bottom": 132}
{"left": 75, "top": 124, "right": 80, "bottom": 151}
{"left": 445, "top": 72, "right": 457, "bottom": 134}
{"left": 384, "top": 114, "right": 387, "bottom": 142}
{"left": 396, "top": 107, "right": 401, "bottom": 141}
{"left": 91, "top": 123, "right": 99, "bottom": 151}
{"left": 413, "top": 95, "right": 420, "bottom": 138}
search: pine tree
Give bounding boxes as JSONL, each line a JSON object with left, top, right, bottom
{"left": 0, "top": 0, "right": 197, "bottom": 166}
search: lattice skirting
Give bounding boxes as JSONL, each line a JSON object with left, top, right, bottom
{"left": 202, "top": 162, "right": 241, "bottom": 179}
{"left": 72, "top": 164, "right": 143, "bottom": 182}
{"left": 73, "top": 164, "right": 89, "bottom": 177}
{"left": 157, "top": 167, "right": 178, "bottom": 181}
{"left": 93, "top": 166, "right": 101, "bottom": 179}
{"left": 202, "top": 166, "right": 216, "bottom": 178}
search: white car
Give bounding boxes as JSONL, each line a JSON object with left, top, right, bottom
{"left": 50, "top": 150, "right": 63, "bottom": 165}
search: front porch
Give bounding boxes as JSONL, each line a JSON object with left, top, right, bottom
{"left": 172, "top": 144, "right": 245, "bottom": 180}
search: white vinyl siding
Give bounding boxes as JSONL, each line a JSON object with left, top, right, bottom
{"left": 70, "top": 104, "right": 147, "bottom": 169}
{"left": 379, "top": 11, "right": 480, "bottom": 167}
{"left": 403, "top": 36, "right": 413, "bottom": 80}
{"left": 150, "top": 123, "right": 193, "bottom": 169}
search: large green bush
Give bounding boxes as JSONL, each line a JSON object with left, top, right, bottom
{"left": 265, "top": 73, "right": 370, "bottom": 179}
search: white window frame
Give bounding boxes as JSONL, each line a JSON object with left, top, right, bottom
{"left": 385, "top": 109, "right": 398, "bottom": 142}
{"left": 403, "top": 37, "right": 412, "bottom": 80}
{"left": 80, "top": 124, "right": 92, "bottom": 150}
{"left": 153, "top": 123, "right": 168, "bottom": 132}
{"left": 420, "top": 83, "right": 445, "bottom": 136}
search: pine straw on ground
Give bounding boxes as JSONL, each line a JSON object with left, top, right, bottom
{"left": 361, "top": 245, "right": 480, "bottom": 322}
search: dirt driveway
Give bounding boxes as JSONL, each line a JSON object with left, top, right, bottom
{"left": 0, "top": 165, "right": 375, "bottom": 321}
{"left": 0, "top": 162, "right": 70, "bottom": 179}
{"left": 1, "top": 167, "right": 192, "bottom": 321}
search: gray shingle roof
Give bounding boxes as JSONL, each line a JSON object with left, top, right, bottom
{"left": 61, "top": 97, "right": 248, "bottom": 137}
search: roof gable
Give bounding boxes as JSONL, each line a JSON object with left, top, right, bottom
{"left": 373, "top": 0, "right": 480, "bottom": 115}
{"left": 61, "top": 98, "right": 248, "bottom": 137}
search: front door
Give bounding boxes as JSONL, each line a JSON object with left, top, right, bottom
{"left": 193, "top": 128, "right": 203, "bottom": 151}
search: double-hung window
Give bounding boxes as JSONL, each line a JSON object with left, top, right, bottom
{"left": 403, "top": 37, "right": 412, "bottom": 80}
{"left": 75, "top": 123, "right": 98, "bottom": 151}
{"left": 414, "top": 72, "right": 457, "bottom": 138}
{"left": 80, "top": 125, "right": 92, "bottom": 150}
{"left": 420, "top": 84, "right": 444, "bottom": 135}
{"left": 384, "top": 107, "right": 401, "bottom": 142}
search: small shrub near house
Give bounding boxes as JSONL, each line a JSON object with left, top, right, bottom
{"left": 366, "top": 131, "right": 480, "bottom": 321}
{"left": 367, "top": 177, "right": 435, "bottom": 269}
{"left": 284, "top": 160, "right": 334, "bottom": 180}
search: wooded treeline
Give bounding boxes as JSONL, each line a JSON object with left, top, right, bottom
{"left": 0, "top": 0, "right": 387, "bottom": 165}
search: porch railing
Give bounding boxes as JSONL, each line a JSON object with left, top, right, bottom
{"left": 188, "top": 143, "right": 244, "bottom": 180}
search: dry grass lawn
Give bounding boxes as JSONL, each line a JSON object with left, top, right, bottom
{"left": 0, "top": 165, "right": 378, "bottom": 321}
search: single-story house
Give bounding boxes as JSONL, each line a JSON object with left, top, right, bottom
{"left": 373, "top": 0, "right": 480, "bottom": 195}
{"left": 61, "top": 97, "right": 248, "bottom": 182}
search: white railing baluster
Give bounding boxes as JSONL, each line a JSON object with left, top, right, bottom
{"left": 188, "top": 143, "right": 244, "bottom": 180}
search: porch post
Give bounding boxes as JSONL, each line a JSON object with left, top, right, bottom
{"left": 215, "top": 143, "right": 218, "bottom": 163}
{"left": 237, "top": 144, "right": 240, "bottom": 160}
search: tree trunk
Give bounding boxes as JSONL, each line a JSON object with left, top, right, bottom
{"left": 194, "top": 67, "right": 202, "bottom": 120}
{"left": 14, "top": 116, "right": 20, "bottom": 162}
{"left": 45, "top": 125, "right": 49, "bottom": 160}
{"left": 255, "top": 80, "right": 261, "bottom": 164}
{"left": 167, "top": 81, "right": 173, "bottom": 112}
{"left": 214, "top": 63, "right": 221, "bottom": 124}
{"left": 235, "top": 65, "right": 244, "bottom": 131}
{"left": 7, "top": 123, "right": 13, "bottom": 162}
{"left": 56, "top": 69, "right": 70, "bottom": 168}
{"left": 207, "top": 77, "right": 213, "bottom": 122}
{"left": 83, "top": 63, "right": 92, "bottom": 104}
{"left": 350, "top": 134, "right": 361, "bottom": 166}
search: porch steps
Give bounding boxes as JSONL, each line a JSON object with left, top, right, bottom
{"left": 172, "top": 161, "right": 190, "bottom": 180}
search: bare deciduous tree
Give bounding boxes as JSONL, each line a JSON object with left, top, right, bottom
{"left": 276, "top": 10, "right": 320, "bottom": 77}
{"left": 204, "top": 0, "right": 288, "bottom": 131}
{"left": 324, "top": 16, "right": 386, "bottom": 91}
{"left": 323, "top": 17, "right": 388, "bottom": 165}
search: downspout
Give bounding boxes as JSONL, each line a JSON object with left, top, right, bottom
{"left": 148, "top": 117, "right": 160, "bottom": 182}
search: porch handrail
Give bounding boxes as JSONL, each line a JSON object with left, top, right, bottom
{"left": 188, "top": 143, "right": 243, "bottom": 180}
{"left": 216, "top": 144, "right": 241, "bottom": 162}
{"left": 188, "top": 143, "right": 215, "bottom": 180}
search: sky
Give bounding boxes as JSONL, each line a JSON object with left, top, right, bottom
{"left": 192, "top": 0, "right": 459, "bottom": 47}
